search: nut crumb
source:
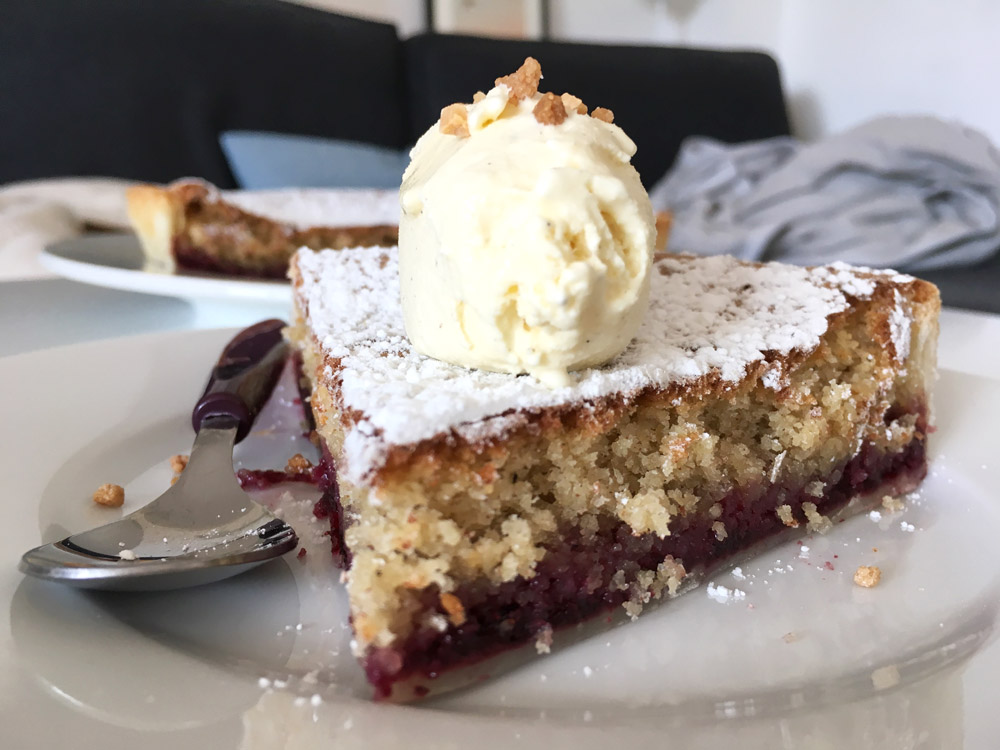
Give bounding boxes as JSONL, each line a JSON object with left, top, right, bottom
{"left": 533, "top": 92, "right": 567, "bottom": 125}
{"left": 535, "top": 624, "right": 553, "bottom": 654}
{"left": 439, "top": 591, "right": 466, "bottom": 626}
{"left": 169, "top": 454, "right": 189, "bottom": 474}
{"left": 591, "top": 107, "right": 615, "bottom": 123}
{"left": 711, "top": 521, "right": 728, "bottom": 541}
{"left": 560, "top": 92, "right": 587, "bottom": 115}
{"left": 854, "top": 565, "right": 882, "bottom": 588}
{"left": 93, "top": 483, "right": 125, "bottom": 508}
{"left": 871, "top": 664, "right": 900, "bottom": 690}
{"left": 472, "top": 90, "right": 486, "bottom": 103}
{"left": 802, "top": 501, "right": 833, "bottom": 534}
{"left": 881, "top": 494, "right": 905, "bottom": 513}
{"left": 286, "top": 453, "right": 313, "bottom": 474}
{"left": 495, "top": 56, "right": 542, "bottom": 102}
{"left": 776, "top": 504, "right": 799, "bottom": 528}
{"left": 439, "top": 103, "right": 470, "bottom": 137}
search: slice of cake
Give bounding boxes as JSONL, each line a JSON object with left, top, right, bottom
{"left": 126, "top": 179, "right": 399, "bottom": 278}
{"left": 288, "top": 245, "right": 939, "bottom": 701}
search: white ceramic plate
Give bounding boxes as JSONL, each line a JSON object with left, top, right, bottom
{"left": 2, "top": 328, "right": 999, "bottom": 749}
{"left": 39, "top": 233, "right": 292, "bottom": 306}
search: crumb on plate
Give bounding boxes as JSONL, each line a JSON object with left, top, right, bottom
{"left": 286, "top": 453, "right": 313, "bottom": 474}
{"left": 93, "top": 483, "right": 125, "bottom": 508}
{"left": 854, "top": 565, "right": 882, "bottom": 588}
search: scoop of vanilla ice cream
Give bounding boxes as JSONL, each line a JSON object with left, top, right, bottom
{"left": 398, "top": 82, "right": 655, "bottom": 387}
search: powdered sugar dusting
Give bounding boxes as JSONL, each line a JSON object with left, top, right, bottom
{"left": 216, "top": 187, "right": 399, "bottom": 229}
{"left": 889, "top": 289, "right": 912, "bottom": 363}
{"left": 295, "top": 248, "right": 903, "bottom": 484}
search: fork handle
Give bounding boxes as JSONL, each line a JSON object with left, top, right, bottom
{"left": 191, "top": 319, "right": 289, "bottom": 443}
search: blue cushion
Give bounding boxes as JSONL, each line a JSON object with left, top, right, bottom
{"left": 220, "top": 131, "right": 410, "bottom": 190}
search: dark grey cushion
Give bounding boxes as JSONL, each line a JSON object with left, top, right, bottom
{"left": 0, "top": 0, "right": 406, "bottom": 187}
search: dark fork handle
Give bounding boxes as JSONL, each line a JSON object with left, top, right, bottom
{"left": 191, "top": 319, "right": 289, "bottom": 442}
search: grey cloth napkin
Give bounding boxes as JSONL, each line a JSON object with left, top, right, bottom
{"left": 648, "top": 116, "right": 1000, "bottom": 271}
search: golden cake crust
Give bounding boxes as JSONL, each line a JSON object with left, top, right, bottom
{"left": 290, "top": 250, "right": 939, "bottom": 488}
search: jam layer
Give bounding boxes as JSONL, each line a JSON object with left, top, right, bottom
{"left": 316, "top": 429, "right": 927, "bottom": 700}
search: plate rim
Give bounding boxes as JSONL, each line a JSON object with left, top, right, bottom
{"left": 4, "top": 327, "right": 1000, "bottom": 746}
{"left": 40, "top": 233, "right": 291, "bottom": 304}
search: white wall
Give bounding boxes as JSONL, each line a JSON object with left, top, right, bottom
{"left": 287, "top": 0, "right": 1000, "bottom": 147}
{"left": 776, "top": 1, "right": 1000, "bottom": 142}
{"left": 548, "top": 0, "right": 1000, "bottom": 145}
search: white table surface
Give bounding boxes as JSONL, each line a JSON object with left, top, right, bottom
{"left": 1, "top": 272, "right": 999, "bottom": 747}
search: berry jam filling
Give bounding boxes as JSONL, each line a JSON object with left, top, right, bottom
{"left": 173, "top": 239, "right": 288, "bottom": 279}
{"left": 235, "top": 353, "right": 329, "bottom": 490}
{"left": 314, "top": 450, "right": 351, "bottom": 568}
{"left": 236, "top": 466, "right": 324, "bottom": 490}
{"left": 356, "top": 433, "right": 927, "bottom": 700}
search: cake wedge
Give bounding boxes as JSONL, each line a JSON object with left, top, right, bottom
{"left": 127, "top": 179, "right": 399, "bottom": 278}
{"left": 288, "top": 246, "right": 939, "bottom": 701}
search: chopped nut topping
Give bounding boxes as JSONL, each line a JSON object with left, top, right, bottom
{"left": 654, "top": 211, "right": 673, "bottom": 252}
{"left": 533, "top": 92, "right": 567, "bottom": 125}
{"left": 472, "top": 90, "right": 486, "bottom": 103}
{"left": 591, "top": 107, "right": 615, "bottom": 124}
{"left": 439, "top": 103, "right": 470, "bottom": 137}
{"left": 560, "top": 92, "right": 587, "bottom": 115}
{"left": 286, "top": 453, "right": 313, "bottom": 474}
{"left": 711, "top": 520, "right": 728, "bottom": 541}
{"left": 93, "top": 483, "right": 125, "bottom": 508}
{"left": 854, "top": 565, "right": 882, "bottom": 588}
{"left": 495, "top": 56, "right": 542, "bottom": 102}
{"left": 169, "top": 454, "right": 189, "bottom": 474}
{"left": 439, "top": 591, "right": 466, "bottom": 626}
